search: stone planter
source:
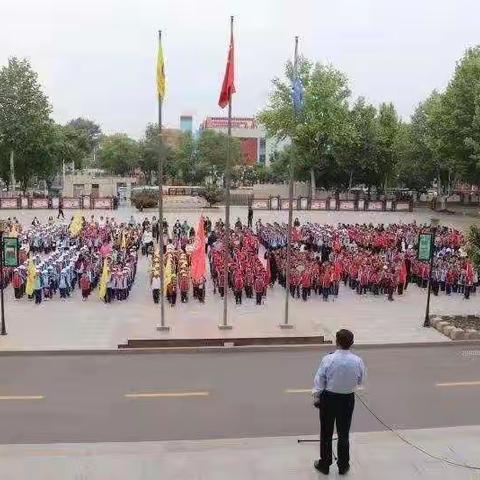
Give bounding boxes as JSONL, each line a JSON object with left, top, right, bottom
{"left": 431, "top": 315, "right": 480, "bottom": 340}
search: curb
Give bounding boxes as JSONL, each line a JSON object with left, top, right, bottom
{"left": 0, "top": 339, "right": 480, "bottom": 356}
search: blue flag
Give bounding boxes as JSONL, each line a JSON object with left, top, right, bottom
{"left": 292, "top": 77, "right": 303, "bottom": 113}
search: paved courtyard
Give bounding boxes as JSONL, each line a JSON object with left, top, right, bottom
{"left": 0, "top": 206, "right": 477, "bottom": 350}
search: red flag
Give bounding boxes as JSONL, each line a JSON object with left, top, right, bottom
{"left": 400, "top": 261, "right": 407, "bottom": 285}
{"left": 191, "top": 216, "right": 206, "bottom": 282}
{"left": 218, "top": 23, "right": 235, "bottom": 108}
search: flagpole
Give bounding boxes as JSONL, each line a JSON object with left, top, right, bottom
{"left": 219, "top": 15, "right": 234, "bottom": 330}
{"left": 281, "top": 36, "right": 298, "bottom": 329}
{"left": 157, "top": 30, "right": 169, "bottom": 332}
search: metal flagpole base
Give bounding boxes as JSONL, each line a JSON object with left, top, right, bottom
{"left": 156, "top": 325, "right": 170, "bottom": 332}
{"left": 218, "top": 324, "right": 233, "bottom": 330}
{"left": 279, "top": 323, "right": 294, "bottom": 329}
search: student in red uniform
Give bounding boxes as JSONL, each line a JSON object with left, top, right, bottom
{"left": 245, "top": 269, "right": 254, "bottom": 299}
{"left": 12, "top": 269, "right": 23, "bottom": 299}
{"left": 254, "top": 274, "right": 265, "bottom": 305}
{"left": 179, "top": 273, "right": 189, "bottom": 303}
{"left": 322, "top": 267, "right": 331, "bottom": 301}
{"left": 80, "top": 272, "right": 91, "bottom": 300}
{"left": 300, "top": 268, "right": 311, "bottom": 301}
{"left": 233, "top": 270, "right": 244, "bottom": 304}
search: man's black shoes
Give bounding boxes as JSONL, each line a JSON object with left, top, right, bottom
{"left": 338, "top": 464, "right": 350, "bottom": 475}
{"left": 314, "top": 460, "right": 329, "bottom": 474}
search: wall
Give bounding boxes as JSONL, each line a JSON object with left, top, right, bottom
{"left": 63, "top": 174, "right": 136, "bottom": 198}
{"left": 253, "top": 182, "right": 310, "bottom": 198}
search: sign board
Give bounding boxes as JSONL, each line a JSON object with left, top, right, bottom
{"left": 31, "top": 198, "right": 48, "bottom": 209}
{"left": 51, "top": 197, "right": 59, "bottom": 209}
{"left": 311, "top": 199, "right": 327, "bottom": 210}
{"left": 93, "top": 198, "right": 112, "bottom": 209}
{"left": 252, "top": 199, "right": 269, "bottom": 210}
{"left": 0, "top": 198, "right": 18, "bottom": 209}
{"left": 280, "top": 198, "right": 298, "bottom": 210}
{"left": 357, "top": 199, "right": 365, "bottom": 211}
{"left": 396, "top": 202, "right": 410, "bottom": 212}
{"left": 82, "top": 196, "right": 91, "bottom": 209}
{"left": 339, "top": 200, "right": 355, "bottom": 211}
{"left": 418, "top": 233, "right": 433, "bottom": 261}
{"left": 329, "top": 198, "right": 337, "bottom": 210}
{"left": 63, "top": 198, "right": 80, "bottom": 209}
{"left": 270, "top": 197, "right": 279, "bottom": 210}
{"left": 3, "top": 237, "right": 19, "bottom": 267}
{"left": 385, "top": 200, "right": 393, "bottom": 211}
{"left": 21, "top": 197, "right": 29, "bottom": 209}
{"left": 367, "top": 201, "right": 383, "bottom": 211}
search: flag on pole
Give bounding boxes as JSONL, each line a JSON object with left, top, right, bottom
{"left": 164, "top": 255, "right": 173, "bottom": 294}
{"left": 25, "top": 257, "right": 36, "bottom": 296}
{"left": 191, "top": 216, "right": 206, "bottom": 282}
{"left": 218, "top": 18, "right": 235, "bottom": 108}
{"left": 157, "top": 33, "right": 166, "bottom": 100}
{"left": 98, "top": 258, "right": 110, "bottom": 299}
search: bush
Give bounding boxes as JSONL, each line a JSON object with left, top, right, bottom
{"left": 200, "top": 184, "right": 223, "bottom": 207}
{"left": 131, "top": 191, "right": 158, "bottom": 211}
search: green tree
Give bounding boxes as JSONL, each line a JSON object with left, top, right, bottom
{"left": 138, "top": 123, "right": 176, "bottom": 182}
{"left": 66, "top": 118, "right": 102, "bottom": 152}
{"left": 437, "top": 47, "right": 480, "bottom": 185}
{"left": 258, "top": 58, "right": 352, "bottom": 195}
{"left": 174, "top": 132, "right": 210, "bottom": 184}
{"left": 98, "top": 134, "right": 140, "bottom": 175}
{"left": 376, "top": 102, "right": 400, "bottom": 192}
{"left": 197, "top": 129, "right": 242, "bottom": 173}
{"left": 338, "top": 97, "right": 379, "bottom": 191}
{"left": 0, "top": 57, "right": 52, "bottom": 188}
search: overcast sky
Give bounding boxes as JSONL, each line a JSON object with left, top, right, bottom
{"left": 1, "top": 0, "right": 478, "bottom": 138}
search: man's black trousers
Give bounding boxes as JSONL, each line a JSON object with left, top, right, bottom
{"left": 319, "top": 391, "right": 355, "bottom": 469}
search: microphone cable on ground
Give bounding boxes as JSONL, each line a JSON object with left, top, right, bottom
{"left": 353, "top": 391, "right": 480, "bottom": 471}
{"left": 298, "top": 391, "right": 480, "bottom": 471}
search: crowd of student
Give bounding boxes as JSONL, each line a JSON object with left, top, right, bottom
{"left": 4, "top": 216, "right": 142, "bottom": 305}
{"left": 257, "top": 221, "right": 476, "bottom": 301}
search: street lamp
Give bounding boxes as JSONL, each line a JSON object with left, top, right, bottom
{"left": 424, "top": 218, "right": 440, "bottom": 327}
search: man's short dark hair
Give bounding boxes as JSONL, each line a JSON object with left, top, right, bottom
{"left": 336, "top": 329, "right": 354, "bottom": 350}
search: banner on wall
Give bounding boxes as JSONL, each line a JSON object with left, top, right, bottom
{"left": 93, "top": 198, "right": 113, "bottom": 209}
{"left": 0, "top": 198, "right": 18, "bottom": 209}
{"left": 357, "top": 199, "right": 365, "bottom": 211}
{"left": 31, "top": 198, "right": 48, "bottom": 209}
{"left": 395, "top": 202, "right": 410, "bottom": 211}
{"left": 21, "top": 197, "right": 29, "bottom": 209}
{"left": 339, "top": 200, "right": 355, "bottom": 210}
{"left": 367, "top": 201, "right": 383, "bottom": 211}
{"left": 310, "top": 199, "right": 327, "bottom": 210}
{"left": 328, "top": 198, "right": 337, "bottom": 210}
{"left": 270, "top": 197, "right": 279, "bottom": 210}
{"left": 385, "top": 200, "right": 393, "bottom": 211}
{"left": 252, "top": 199, "right": 269, "bottom": 210}
{"left": 63, "top": 198, "right": 80, "bottom": 209}
{"left": 280, "top": 198, "right": 298, "bottom": 210}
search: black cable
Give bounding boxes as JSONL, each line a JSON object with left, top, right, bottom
{"left": 354, "top": 391, "right": 480, "bottom": 471}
